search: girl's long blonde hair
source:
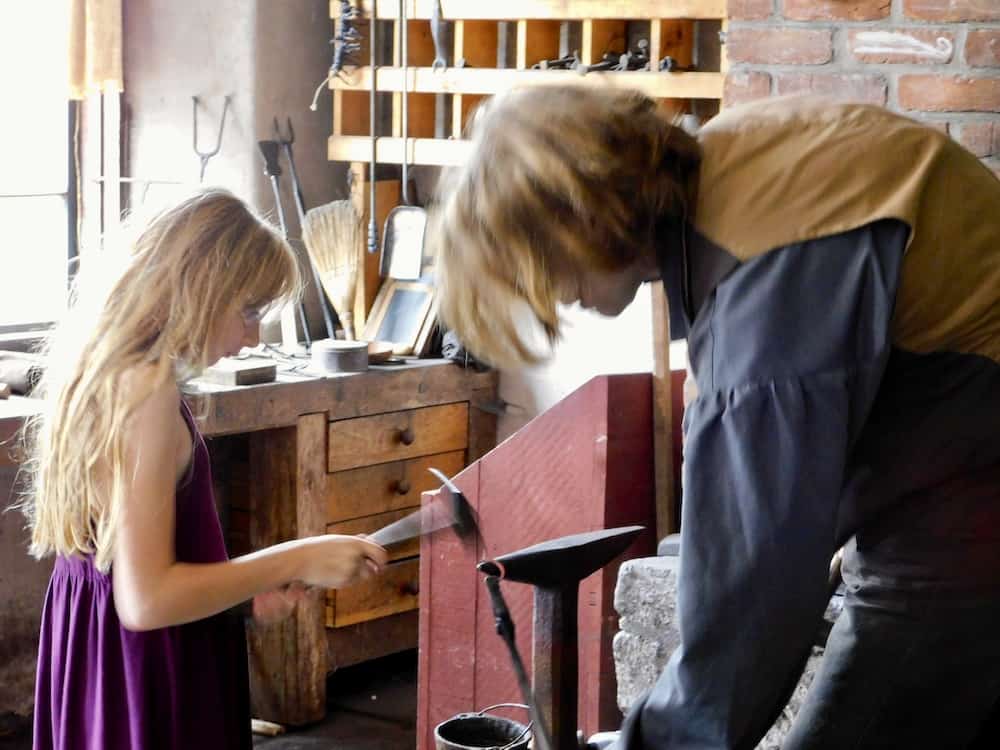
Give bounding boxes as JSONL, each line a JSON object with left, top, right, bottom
{"left": 431, "top": 85, "right": 701, "bottom": 367}
{"left": 20, "top": 189, "right": 301, "bottom": 571}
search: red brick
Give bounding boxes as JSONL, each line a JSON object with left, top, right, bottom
{"left": 726, "top": 28, "right": 833, "bottom": 65}
{"left": 956, "top": 121, "right": 1000, "bottom": 157}
{"left": 899, "top": 75, "right": 1000, "bottom": 112}
{"left": 729, "top": 0, "right": 773, "bottom": 20}
{"left": 784, "top": 0, "right": 890, "bottom": 21}
{"left": 848, "top": 28, "right": 955, "bottom": 64}
{"left": 904, "top": 0, "right": 1000, "bottom": 21}
{"left": 775, "top": 72, "right": 888, "bottom": 104}
{"left": 723, "top": 71, "right": 772, "bottom": 107}
{"left": 965, "top": 29, "right": 1000, "bottom": 67}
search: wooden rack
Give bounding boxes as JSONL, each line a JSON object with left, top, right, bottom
{"left": 328, "top": 1, "right": 726, "bottom": 166}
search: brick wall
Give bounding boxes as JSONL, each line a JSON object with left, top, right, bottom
{"left": 724, "top": 0, "right": 1000, "bottom": 174}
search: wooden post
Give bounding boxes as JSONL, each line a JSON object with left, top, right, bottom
{"left": 581, "top": 19, "right": 626, "bottom": 65}
{"left": 244, "top": 414, "right": 328, "bottom": 726}
{"left": 452, "top": 20, "right": 496, "bottom": 137}
{"left": 348, "top": 162, "right": 399, "bottom": 331}
{"left": 651, "top": 282, "right": 677, "bottom": 539}
{"left": 651, "top": 19, "right": 695, "bottom": 120}
{"left": 515, "top": 19, "right": 561, "bottom": 69}
{"left": 392, "top": 17, "right": 437, "bottom": 139}
{"left": 533, "top": 586, "right": 579, "bottom": 750}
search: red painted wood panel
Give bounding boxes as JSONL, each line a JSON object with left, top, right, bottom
{"left": 417, "top": 374, "right": 657, "bottom": 749}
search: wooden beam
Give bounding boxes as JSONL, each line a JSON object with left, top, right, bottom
{"left": 294, "top": 413, "right": 329, "bottom": 717}
{"left": 246, "top": 425, "right": 324, "bottom": 725}
{"left": 330, "top": 67, "right": 725, "bottom": 99}
{"left": 331, "top": 135, "right": 474, "bottom": 166}
{"left": 347, "top": 164, "right": 398, "bottom": 329}
{"left": 351, "top": 0, "right": 727, "bottom": 20}
{"left": 650, "top": 282, "right": 677, "bottom": 538}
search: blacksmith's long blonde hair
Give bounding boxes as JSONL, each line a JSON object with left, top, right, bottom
{"left": 431, "top": 85, "right": 701, "bottom": 367}
{"left": 20, "top": 189, "right": 301, "bottom": 571}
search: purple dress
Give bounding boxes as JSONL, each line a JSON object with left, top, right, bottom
{"left": 33, "top": 402, "right": 251, "bottom": 749}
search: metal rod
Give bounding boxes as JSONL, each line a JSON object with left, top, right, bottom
{"left": 401, "top": 0, "right": 410, "bottom": 205}
{"left": 267, "top": 171, "right": 312, "bottom": 349}
{"left": 368, "top": 0, "right": 379, "bottom": 254}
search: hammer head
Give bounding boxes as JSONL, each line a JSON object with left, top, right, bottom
{"left": 428, "top": 467, "right": 479, "bottom": 547}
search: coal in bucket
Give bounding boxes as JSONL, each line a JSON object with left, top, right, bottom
{"left": 434, "top": 704, "right": 531, "bottom": 750}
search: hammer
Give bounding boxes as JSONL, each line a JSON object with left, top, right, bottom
{"left": 369, "top": 468, "right": 478, "bottom": 548}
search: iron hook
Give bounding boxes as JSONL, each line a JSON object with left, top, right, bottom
{"left": 192, "top": 95, "right": 231, "bottom": 183}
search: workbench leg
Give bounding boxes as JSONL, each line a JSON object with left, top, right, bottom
{"left": 246, "top": 415, "right": 328, "bottom": 726}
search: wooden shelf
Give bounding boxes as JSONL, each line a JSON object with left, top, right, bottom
{"left": 330, "top": 66, "right": 724, "bottom": 100}
{"left": 347, "top": 0, "right": 726, "bottom": 20}
{"left": 329, "top": 135, "right": 473, "bottom": 166}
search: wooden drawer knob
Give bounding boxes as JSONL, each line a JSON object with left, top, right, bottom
{"left": 395, "top": 479, "right": 411, "bottom": 495}
{"left": 399, "top": 581, "right": 419, "bottom": 596}
{"left": 398, "top": 427, "right": 415, "bottom": 446}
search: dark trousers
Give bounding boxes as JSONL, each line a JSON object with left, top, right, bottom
{"left": 785, "top": 463, "right": 1000, "bottom": 749}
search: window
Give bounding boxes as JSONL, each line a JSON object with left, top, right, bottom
{"left": 0, "top": 5, "right": 75, "bottom": 331}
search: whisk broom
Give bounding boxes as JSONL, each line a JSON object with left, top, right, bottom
{"left": 302, "top": 200, "right": 362, "bottom": 340}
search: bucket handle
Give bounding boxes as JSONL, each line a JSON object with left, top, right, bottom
{"left": 474, "top": 703, "right": 532, "bottom": 750}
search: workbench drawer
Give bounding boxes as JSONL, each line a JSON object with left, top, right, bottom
{"left": 325, "top": 450, "right": 466, "bottom": 524}
{"left": 327, "top": 402, "right": 469, "bottom": 472}
{"left": 328, "top": 507, "right": 420, "bottom": 562}
{"left": 326, "top": 557, "right": 419, "bottom": 628}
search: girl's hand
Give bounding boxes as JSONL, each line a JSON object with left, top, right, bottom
{"left": 292, "top": 534, "right": 388, "bottom": 589}
{"left": 252, "top": 582, "right": 312, "bottom": 626}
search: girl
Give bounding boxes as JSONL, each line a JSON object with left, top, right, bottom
{"left": 21, "top": 189, "right": 387, "bottom": 749}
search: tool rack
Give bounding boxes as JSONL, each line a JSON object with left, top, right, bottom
{"left": 329, "top": 0, "right": 727, "bottom": 166}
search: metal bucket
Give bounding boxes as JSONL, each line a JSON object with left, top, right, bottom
{"left": 434, "top": 704, "right": 531, "bottom": 750}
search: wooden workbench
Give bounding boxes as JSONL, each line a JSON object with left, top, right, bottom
{"left": 0, "top": 358, "right": 498, "bottom": 727}
{"left": 190, "top": 359, "right": 498, "bottom": 726}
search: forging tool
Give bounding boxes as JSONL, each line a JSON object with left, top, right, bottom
{"left": 533, "top": 52, "right": 579, "bottom": 70}
{"left": 272, "top": 116, "right": 339, "bottom": 340}
{"left": 258, "top": 139, "right": 312, "bottom": 349}
{"left": 368, "top": 468, "right": 479, "bottom": 548}
{"left": 477, "top": 526, "right": 645, "bottom": 750}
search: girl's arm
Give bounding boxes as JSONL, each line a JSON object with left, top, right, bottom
{"left": 112, "top": 379, "right": 386, "bottom": 632}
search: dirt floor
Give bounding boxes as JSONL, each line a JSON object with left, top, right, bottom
{"left": 0, "top": 649, "right": 418, "bottom": 750}
{"left": 253, "top": 649, "right": 417, "bottom": 750}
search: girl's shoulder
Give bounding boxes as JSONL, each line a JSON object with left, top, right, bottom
{"left": 120, "top": 364, "right": 179, "bottom": 411}
{"left": 119, "top": 365, "right": 190, "bottom": 463}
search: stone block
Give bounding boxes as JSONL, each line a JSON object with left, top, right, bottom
{"left": 614, "top": 556, "right": 681, "bottom": 641}
{"left": 613, "top": 631, "right": 672, "bottom": 713}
